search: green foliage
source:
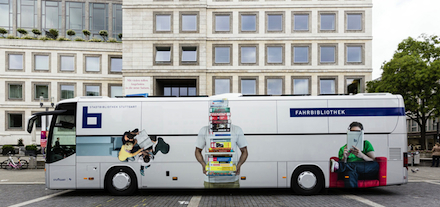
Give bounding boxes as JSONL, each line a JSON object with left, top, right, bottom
{"left": 89, "top": 37, "right": 102, "bottom": 42}
{"left": 17, "top": 28, "right": 28, "bottom": 36}
{"left": 21, "top": 35, "right": 35, "bottom": 40}
{"left": 56, "top": 36, "right": 71, "bottom": 41}
{"left": 49, "top": 29, "right": 59, "bottom": 39}
{"left": 367, "top": 34, "right": 440, "bottom": 149}
{"left": 99, "top": 30, "right": 108, "bottom": 41}
{"left": 32, "top": 29, "right": 41, "bottom": 36}
{"left": 118, "top": 33, "right": 122, "bottom": 40}
{"left": 38, "top": 36, "right": 52, "bottom": 41}
{"left": 66, "top": 29, "right": 76, "bottom": 37}
{"left": 0, "top": 27, "right": 7, "bottom": 37}
{"left": 107, "top": 38, "right": 118, "bottom": 43}
{"left": 2, "top": 145, "right": 14, "bottom": 152}
{"left": 17, "top": 139, "right": 24, "bottom": 146}
{"left": 25, "top": 144, "right": 37, "bottom": 151}
{"left": 82, "top": 29, "right": 91, "bottom": 38}
{"left": 74, "top": 37, "right": 85, "bottom": 42}
{"left": 6, "top": 34, "right": 17, "bottom": 39}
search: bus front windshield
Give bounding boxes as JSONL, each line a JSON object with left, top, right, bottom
{"left": 47, "top": 114, "right": 76, "bottom": 163}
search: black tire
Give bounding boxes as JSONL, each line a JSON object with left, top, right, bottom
{"left": 291, "top": 166, "right": 324, "bottom": 195}
{"left": 20, "top": 160, "right": 29, "bottom": 169}
{"left": 105, "top": 167, "right": 138, "bottom": 196}
{"left": 0, "top": 161, "right": 8, "bottom": 169}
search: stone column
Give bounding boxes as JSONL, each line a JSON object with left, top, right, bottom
{"left": 108, "top": 3, "right": 113, "bottom": 39}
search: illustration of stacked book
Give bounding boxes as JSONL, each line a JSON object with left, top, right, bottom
{"left": 206, "top": 99, "right": 236, "bottom": 177}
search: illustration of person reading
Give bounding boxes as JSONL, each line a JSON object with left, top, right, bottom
{"left": 118, "top": 142, "right": 142, "bottom": 162}
{"left": 330, "top": 121, "right": 379, "bottom": 188}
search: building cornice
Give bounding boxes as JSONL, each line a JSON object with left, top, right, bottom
{"left": 123, "top": 4, "right": 373, "bottom": 9}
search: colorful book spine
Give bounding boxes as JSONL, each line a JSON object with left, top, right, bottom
{"left": 210, "top": 107, "right": 230, "bottom": 113}
{"left": 210, "top": 141, "right": 231, "bottom": 148}
{"left": 207, "top": 172, "right": 234, "bottom": 176}
{"left": 210, "top": 100, "right": 229, "bottom": 107}
{"left": 206, "top": 165, "right": 236, "bottom": 171}
{"left": 211, "top": 120, "right": 231, "bottom": 124}
{"left": 210, "top": 116, "right": 229, "bottom": 121}
{"left": 210, "top": 113, "right": 230, "bottom": 116}
{"left": 208, "top": 148, "right": 232, "bottom": 152}
{"left": 208, "top": 157, "right": 232, "bottom": 162}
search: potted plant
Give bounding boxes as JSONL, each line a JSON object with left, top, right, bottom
{"left": 0, "top": 27, "right": 7, "bottom": 37}
{"left": 17, "top": 28, "right": 28, "bottom": 37}
{"left": 32, "top": 28, "right": 41, "bottom": 38}
{"left": 1, "top": 145, "right": 14, "bottom": 155}
{"left": 99, "top": 30, "right": 108, "bottom": 41}
{"left": 25, "top": 144, "right": 38, "bottom": 156}
{"left": 66, "top": 29, "right": 76, "bottom": 40}
{"left": 82, "top": 29, "right": 91, "bottom": 40}
{"left": 48, "top": 29, "right": 59, "bottom": 39}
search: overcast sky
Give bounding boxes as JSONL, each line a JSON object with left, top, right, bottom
{"left": 372, "top": 0, "right": 440, "bottom": 79}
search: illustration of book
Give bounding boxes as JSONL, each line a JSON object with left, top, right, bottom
{"left": 211, "top": 120, "right": 231, "bottom": 124}
{"left": 210, "top": 113, "right": 230, "bottom": 116}
{"left": 206, "top": 165, "right": 236, "bottom": 171}
{"left": 210, "top": 107, "right": 230, "bottom": 113}
{"left": 208, "top": 156, "right": 232, "bottom": 162}
{"left": 210, "top": 116, "right": 229, "bottom": 121}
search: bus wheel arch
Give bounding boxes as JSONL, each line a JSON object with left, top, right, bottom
{"left": 290, "top": 165, "right": 324, "bottom": 195}
{"left": 105, "top": 166, "right": 138, "bottom": 196}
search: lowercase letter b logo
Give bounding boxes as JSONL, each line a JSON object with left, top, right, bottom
{"left": 82, "top": 107, "right": 102, "bottom": 128}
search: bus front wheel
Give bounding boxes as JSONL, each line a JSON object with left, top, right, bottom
{"left": 106, "top": 167, "right": 138, "bottom": 196}
{"left": 291, "top": 166, "right": 324, "bottom": 195}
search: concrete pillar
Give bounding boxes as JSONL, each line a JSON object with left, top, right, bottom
{"left": 108, "top": 3, "right": 113, "bottom": 39}
{"left": 37, "top": 0, "right": 42, "bottom": 31}
{"left": 61, "top": 0, "right": 66, "bottom": 37}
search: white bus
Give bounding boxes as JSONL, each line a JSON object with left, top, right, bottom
{"left": 27, "top": 93, "right": 408, "bottom": 195}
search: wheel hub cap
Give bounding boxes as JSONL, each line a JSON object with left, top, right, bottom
{"left": 112, "top": 172, "right": 131, "bottom": 190}
{"left": 298, "top": 171, "right": 317, "bottom": 190}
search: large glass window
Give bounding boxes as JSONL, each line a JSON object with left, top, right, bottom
{"left": 241, "top": 14, "right": 256, "bottom": 32}
{"left": 110, "top": 85, "right": 122, "bottom": 98}
{"left": 156, "top": 14, "right": 171, "bottom": 32}
{"left": 17, "top": 0, "right": 37, "bottom": 34}
{"left": 267, "top": 78, "right": 282, "bottom": 95}
{"left": 85, "top": 56, "right": 100, "bottom": 72}
{"left": 0, "top": 0, "right": 13, "bottom": 34}
{"left": 66, "top": 2, "right": 85, "bottom": 38}
{"left": 347, "top": 14, "right": 362, "bottom": 31}
{"left": 9, "top": 54, "right": 23, "bottom": 70}
{"left": 215, "top": 79, "right": 230, "bottom": 95}
{"left": 42, "top": 0, "right": 62, "bottom": 33}
{"left": 241, "top": 46, "right": 257, "bottom": 64}
{"left": 346, "top": 78, "right": 361, "bottom": 94}
{"left": 215, "top": 14, "right": 230, "bottom": 32}
{"left": 294, "top": 14, "right": 309, "bottom": 31}
{"left": 241, "top": 79, "right": 256, "bottom": 95}
{"left": 267, "top": 46, "right": 283, "bottom": 64}
{"left": 293, "top": 79, "right": 309, "bottom": 95}
{"left": 294, "top": 46, "right": 309, "bottom": 63}
{"left": 110, "top": 57, "right": 122, "bottom": 72}
{"left": 267, "top": 14, "right": 282, "bottom": 32}
{"left": 85, "top": 85, "right": 100, "bottom": 96}
{"left": 320, "top": 14, "right": 335, "bottom": 31}
{"left": 60, "top": 85, "right": 75, "bottom": 100}
{"left": 214, "top": 47, "right": 230, "bottom": 64}
{"left": 155, "top": 46, "right": 172, "bottom": 64}
{"left": 181, "top": 46, "right": 197, "bottom": 63}
{"left": 113, "top": 4, "right": 122, "bottom": 40}
{"left": 159, "top": 79, "right": 197, "bottom": 97}
{"left": 35, "top": 55, "right": 49, "bottom": 71}
{"left": 8, "top": 113, "right": 23, "bottom": 129}
{"left": 320, "top": 46, "right": 335, "bottom": 63}
{"left": 89, "top": 3, "right": 108, "bottom": 39}
{"left": 8, "top": 84, "right": 23, "bottom": 100}
{"left": 181, "top": 14, "right": 197, "bottom": 32}
{"left": 347, "top": 46, "right": 362, "bottom": 63}
{"left": 35, "top": 84, "right": 49, "bottom": 99}
{"left": 320, "top": 79, "right": 336, "bottom": 94}
{"left": 60, "top": 56, "right": 75, "bottom": 71}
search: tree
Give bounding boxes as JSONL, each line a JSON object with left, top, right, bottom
{"left": 17, "top": 28, "right": 28, "bottom": 37}
{"left": 66, "top": 29, "right": 76, "bottom": 40}
{"left": 32, "top": 29, "right": 41, "bottom": 37}
{"left": 82, "top": 29, "right": 91, "bottom": 40}
{"left": 367, "top": 34, "right": 440, "bottom": 149}
{"left": 49, "top": 29, "right": 59, "bottom": 39}
{"left": 99, "top": 30, "right": 108, "bottom": 41}
{"left": 0, "top": 27, "right": 8, "bottom": 37}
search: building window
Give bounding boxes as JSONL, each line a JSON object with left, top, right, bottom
{"left": 240, "top": 78, "right": 257, "bottom": 95}
{"left": 85, "top": 84, "right": 101, "bottom": 96}
{"left": 33, "top": 83, "right": 50, "bottom": 100}
{"left": 214, "top": 13, "right": 231, "bottom": 32}
{"left": 240, "top": 13, "right": 258, "bottom": 32}
{"left": 346, "top": 13, "right": 362, "bottom": 31}
{"left": 180, "top": 12, "right": 199, "bottom": 32}
{"left": 319, "top": 78, "right": 337, "bottom": 95}
{"left": 155, "top": 13, "right": 172, "bottom": 32}
{"left": 109, "top": 57, "right": 122, "bottom": 73}
{"left": 346, "top": 45, "right": 363, "bottom": 64}
{"left": 292, "top": 78, "right": 310, "bottom": 95}
{"left": 17, "top": 0, "right": 37, "bottom": 34}
{"left": 240, "top": 45, "right": 258, "bottom": 65}
{"left": 34, "top": 54, "right": 50, "bottom": 71}
{"left": 320, "top": 45, "right": 337, "bottom": 64}
{"left": 214, "top": 78, "right": 231, "bottom": 95}
{"left": 293, "top": 13, "right": 309, "bottom": 31}
{"left": 346, "top": 77, "right": 364, "bottom": 94}
{"left": 89, "top": 3, "right": 108, "bottom": 40}
{"left": 109, "top": 84, "right": 122, "bottom": 98}
{"left": 320, "top": 13, "right": 336, "bottom": 31}
{"left": 59, "top": 55, "right": 75, "bottom": 72}
{"left": 85, "top": 56, "right": 101, "bottom": 72}
{"left": 266, "top": 45, "right": 284, "bottom": 65}
{"left": 6, "top": 112, "right": 24, "bottom": 131}
{"left": 293, "top": 45, "right": 310, "bottom": 64}
{"left": 0, "top": 0, "right": 13, "bottom": 34}
{"left": 7, "top": 82, "right": 24, "bottom": 101}
{"left": 154, "top": 45, "right": 173, "bottom": 65}
{"left": 180, "top": 46, "right": 198, "bottom": 65}
{"left": 60, "top": 84, "right": 75, "bottom": 100}
{"left": 42, "top": 0, "right": 62, "bottom": 34}
{"left": 66, "top": 2, "right": 85, "bottom": 38}
{"left": 214, "top": 46, "right": 231, "bottom": 65}
{"left": 8, "top": 53, "right": 24, "bottom": 70}
{"left": 266, "top": 13, "right": 283, "bottom": 32}
{"left": 113, "top": 4, "right": 122, "bottom": 40}
{"left": 156, "top": 79, "right": 197, "bottom": 97}
{"left": 411, "top": 120, "right": 418, "bottom": 132}
{"left": 266, "top": 78, "right": 283, "bottom": 95}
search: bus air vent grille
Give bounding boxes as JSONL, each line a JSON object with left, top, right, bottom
{"left": 389, "top": 148, "right": 401, "bottom": 160}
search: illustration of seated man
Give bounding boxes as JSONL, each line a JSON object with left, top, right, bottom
{"left": 138, "top": 146, "right": 154, "bottom": 176}
{"left": 118, "top": 142, "right": 142, "bottom": 162}
{"left": 122, "top": 129, "right": 140, "bottom": 151}
{"left": 150, "top": 136, "right": 170, "bottom": 155}
{"left": 330, "top": 121, "right": 379, "bottom": 188}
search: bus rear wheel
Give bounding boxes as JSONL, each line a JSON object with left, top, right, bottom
{"left": 106, "top": 167, "right": 137, "bottom": 196}
{"left": 291, "top": 166, "right": 323, "bottom": 195}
